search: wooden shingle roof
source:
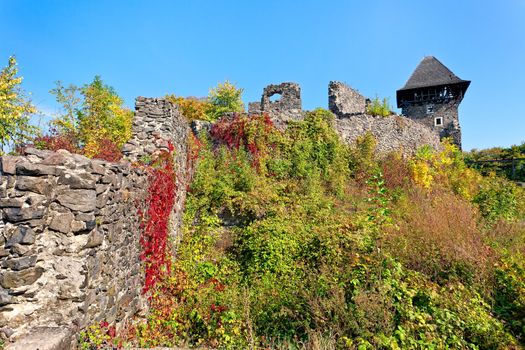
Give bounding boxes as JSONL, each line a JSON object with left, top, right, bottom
{"left": 399, "top": 56, "right": 469, "bottom": 91}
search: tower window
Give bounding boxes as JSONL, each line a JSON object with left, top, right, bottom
{"left": 434, "top": 117, "right": 443, "bottom": 126}
{"left": 426, "top": 105, "right": 434, "bottom": 114}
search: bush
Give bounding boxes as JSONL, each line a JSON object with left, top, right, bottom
{"left": 125, "top": 109, "right": 524, "bottom": 349}
{"left": 39, "top": 76, "right": 132, "bottom": 161}
{"left": 366, "top": 96, "right": 391, "bottom": 117}
{"left": 474, "top": 175, "right": 525, "bottom": 223}
{"left": 166, "top": 95, "right": 210, "bottom": 121}
{"left": 386, "top": 189, "right": 493, "bottom": 286}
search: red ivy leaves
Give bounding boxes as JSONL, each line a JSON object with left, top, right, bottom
{"left": 210, "top": 113, "right": 275, "bottom": 169}
{"left": 88, "top": 138, "right": 123, "bottom": 162}
{"left": 139, "top": 146, "right": 177, "bottom": 294}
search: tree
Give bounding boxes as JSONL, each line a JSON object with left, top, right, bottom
{"left": 78, "top": 76, "right": 132, "bottom": 157}
{"left": 49, "top": 76, "right": 133, "bottom": 159}
{"left": 0, "top": 56, "right": 38, "bottom": 154}
{"left": 205, "top": 81, "right": 244, "bottom": 120}
{"left": 49, "top": 81, "right": 82, "bottom": 139}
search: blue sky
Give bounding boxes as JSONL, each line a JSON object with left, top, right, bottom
{"left": 1, "top": 0, "right": 524, "bottom": 150}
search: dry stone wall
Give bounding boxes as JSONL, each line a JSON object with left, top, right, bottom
{"left": 122, "top": 97, "right": 189, "bottom": 248}
{"left": 328, "top": 81, "right": 441, "bottom": 155}
{"left": 248, "top": 82, "right": 303, "bottom": 127}
{"left": 0, "top": 149, "right": 148, "bottom": 344}
{"left": 0, "top": 97, "right": 189, "bottom": 348}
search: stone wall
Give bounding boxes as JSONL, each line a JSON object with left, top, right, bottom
{"left": 0, "top": 98, "right": 189, "bottom": 348}
{"left": 334, "top": 114, "right": 442, "bottom": 155}
{"left": 0, "top": 149, "right": 148, "bottom": 345}
{"left": 328, "top": 81, "right": 441, "bottom": 155}
{"left": 248, "top": 82, "right": 303, "bottom": 127}
{"left": 122, "top": 97, "right": 189, "bottom": 247}
{"left": 328, "top": 81, "right": 369, "bottom": 116}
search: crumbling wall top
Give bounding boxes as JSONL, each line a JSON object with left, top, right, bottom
{"left": 248, "top": 82, "right": 303, "bottom": 126}
{"left": 328, "top": 81, "right": 368, "bottom": 117}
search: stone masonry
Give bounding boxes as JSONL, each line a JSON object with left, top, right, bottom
{"left": 122, "top": 97, "right": 190, "bottom": 248}
{"left": 328, "top": 81, "right": 369, "bottom": 116}
{"left": 0, "top": 149, "right": 148, "bottom": 347}
{"left": 1, "top": 98, "right": 190, "bottom": 348}
{"left": 248, "top": 82, "right": 303, "bottom": 127}
{"left": 328, "top": 81, "right": 441, "bottom": 154}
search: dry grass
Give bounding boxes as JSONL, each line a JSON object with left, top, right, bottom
{"left": 386, "top": 188, "right": 494, "bottom": 286}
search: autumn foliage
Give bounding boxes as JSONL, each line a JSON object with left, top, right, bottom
{"left": 139, "top": 145, "right": 177, "bottom": 294}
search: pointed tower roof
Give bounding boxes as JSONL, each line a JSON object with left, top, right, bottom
{"left": 399, "top": 56, "right": 469, "bottom": 91}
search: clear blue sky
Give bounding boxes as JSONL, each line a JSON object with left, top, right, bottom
{"left": 1, "top": 0, "right": 524, "bottom": 150}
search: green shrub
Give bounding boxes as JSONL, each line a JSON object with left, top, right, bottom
{"left": 0, "top": 56, "right": 39, "bottom": 154}
{"left": 474, "top": 175, "right": 525, "bottom": 223}
{"left": 205, "top": 81, "right": 244, "bottom": 121}
{"left": 128, "top": 110, "right": 525, "bottom": 349}
{"left": 44, "top": 76, "right": 132, "bottom": 161}
{"left": 366, "top": 96, "right": 392, "bottom": 117}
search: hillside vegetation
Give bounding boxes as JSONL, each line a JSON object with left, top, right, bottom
{"left": 465, "top": 143, "right": 525, "bottom": 182}
{"left": 4, "top": 56, "right": 525, "bottom": 349}
{"left": 123, "top": 110, "right": 525, "bottom": 349}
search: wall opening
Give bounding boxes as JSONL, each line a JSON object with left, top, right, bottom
{"left": 269, "top": 93, "right": 282, "bottom": 102}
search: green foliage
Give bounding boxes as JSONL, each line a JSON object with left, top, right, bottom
{"left": 474, "top": 174, "right": 525, "bottom": 223}
{"left": 366, "top": 96, "right": 391, "bottom": 117}
{"left": 465, "top": 142, "right": 525, "bottom": 181}
{"left": 46, "top": 76, "right": 132, "bottom": 159}
{"left": 128, "top": 112, "right": 525, "bottom": 349}
{"left": 206, "top": 81, "right": 245, "bottom": 121}
{"left": 0, "top": 56, "right": 39, "bottom": 154}
{"left": 494, "top": 254, "right": 525, "bottom": 340}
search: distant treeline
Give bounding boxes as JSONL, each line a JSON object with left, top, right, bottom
{"left": 465, "top": 143, "right": 525, "bottom": 182}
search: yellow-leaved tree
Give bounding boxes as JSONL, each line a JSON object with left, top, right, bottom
{"left": 78, "top": 76, "right": 132, "bottom": 158}
{"left": 47, "top": 76, "right": 132, "bottom": 160}
{"left": 0, "top": 56, "right": 38, "bottom": 154}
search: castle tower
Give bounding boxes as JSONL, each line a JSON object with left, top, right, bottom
{"left": 396, "top": 56, "right": 470, "bottom": 148}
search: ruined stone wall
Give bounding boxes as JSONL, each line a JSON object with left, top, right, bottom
{"left": 0, "top": 149, "right": 148, "bottom": 344}
{"left": 328, "top": 81, "right": 368, "bottom": 116}
{"left": 123, "top": 97, "right": 189, "bottom": 247}
{"left": 1, "top": 98, "right": 189, "bottom": 348}
{"left": 334, "top": 115, "right": 442, "bottom": 155}
{"left": 248, "top": 82, "right": 303, "bottom": 127}
{"left": 328, "top": 81, "right": 441, "bottom": 155}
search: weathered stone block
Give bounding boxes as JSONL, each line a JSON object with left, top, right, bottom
{"left": 40, "top": 153, "right": 68, "bottom": 166}
{"left": 0, "top": 288, "right": 13, "bottom": 306}
{"left": 5, "top": 326, "right": 73, "bottom": 350}
{"left": 0, "top": 266, "right": 44, "bottom": 288}
{"left": 0, "top": 198, "right": 24, "bottom": 208}
{"left": 85, "top": 229, "right": 104, "bottom": 248}
{"left": 4, "top": 256, "right": 37, "bottom": 271}
{"left": 3, "top": 207, "right": 45, "bottom": 223}
{"left": 15, "top": 176, "right": 52, "bottom": 195}
{"left": 49, "top": 212, "right": 75, "bottom": 234}
{"left": 5, "top": 226, "right": 36, "bottom": 246}
{"left": 1, "top": 156, "right": 20, "bottom": 175}
{"left": 15, "top": 162, "right": 57, "bottom": 176}
{"left": 56, "top": 189, "right": 96, "bottom": 212}
{"left": 57, "top": 172, "right": 96, "bottom": 190}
